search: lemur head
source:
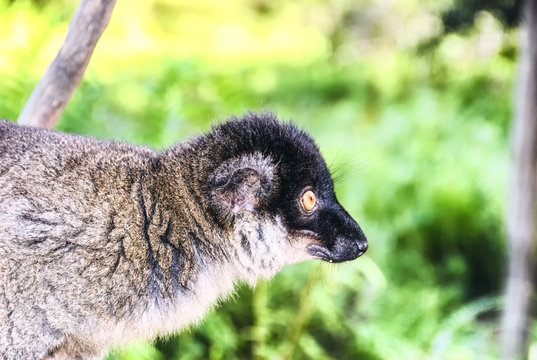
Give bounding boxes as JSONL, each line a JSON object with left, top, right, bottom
{"left": 204, "top": 113, "right": 367, "bottom": 280}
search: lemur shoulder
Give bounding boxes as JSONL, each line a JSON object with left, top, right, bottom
{"left": 0, "top": 113, "right": 367, "bottom": 359}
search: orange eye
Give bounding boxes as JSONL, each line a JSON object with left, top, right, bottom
{"left": 301, "top": 190, "right": 317, "bottom": 212}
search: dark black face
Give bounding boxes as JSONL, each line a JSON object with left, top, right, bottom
{"left": 276, "top": 152, "right": 368, "bottom": 263}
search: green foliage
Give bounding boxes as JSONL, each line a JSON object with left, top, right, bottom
{"left": 0, "top": 0, "right": 516, "bottom": 358}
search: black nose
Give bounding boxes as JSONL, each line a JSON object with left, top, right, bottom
{"left": 357, "top": 240, "right": 368, "bottom": 256}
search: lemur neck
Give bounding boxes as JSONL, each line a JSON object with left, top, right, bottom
{"left": 151, "top": 141, "right": 287, "bottom": 293}
{"left": 140, "top": 148, "right": 235, "bottom": 296}
{"left": 227, "top": 213, "right": 290, "bottom": 286}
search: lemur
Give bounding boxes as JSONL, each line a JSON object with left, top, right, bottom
{"left": 0, "top": 112, "right": 367, "bottom": 359}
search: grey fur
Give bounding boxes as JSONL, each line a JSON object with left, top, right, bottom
{"left": 0, "top": 114, "right": 366, "bottom": 359}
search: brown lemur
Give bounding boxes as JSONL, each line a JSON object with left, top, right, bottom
{"left": 0, "top": 112, "right": 368, "bottom": 359}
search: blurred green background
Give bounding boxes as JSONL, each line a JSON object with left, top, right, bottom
{"left": 0, "top": 0, "right": 522, "bottom": 359}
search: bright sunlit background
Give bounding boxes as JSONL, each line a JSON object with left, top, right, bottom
{"left": 0, "top": 0, "right": 521, "bottom": 359}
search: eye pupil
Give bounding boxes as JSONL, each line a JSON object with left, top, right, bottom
{"left": 301, "top": 190, "right": 317, "bottom": 212}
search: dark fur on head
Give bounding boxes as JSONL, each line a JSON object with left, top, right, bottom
{"left": 0, "top": 112, "right": 366, "bottom": 359}
{"left": 200, "top": 112, "right": 367, "bottom": 262}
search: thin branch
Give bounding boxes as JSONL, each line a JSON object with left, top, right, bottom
{"left": 17, "top": 0, "right": 117, "bottom": 129}
{"left": 501, "top": 0, "right": 537, "bottom": 358}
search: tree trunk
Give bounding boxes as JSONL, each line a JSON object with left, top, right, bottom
{"left": 17, "top": 0, "right": 117, "bottom": 129}
{"left": 502, "top": 0, "right": 537, "bottom": 358}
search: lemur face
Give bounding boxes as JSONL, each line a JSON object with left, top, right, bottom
{"left": 280, "top": 178, "right": 367, "bottom": 263}
{"left": 274, "top": 141, "right": 368, "bottom": 264}
{"left": 206, "top": 114, "right": 367, "bottom": 268}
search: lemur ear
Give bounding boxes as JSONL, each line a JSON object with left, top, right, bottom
{"left": 208, "top": 153, "right": 276, "bottom": 222}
